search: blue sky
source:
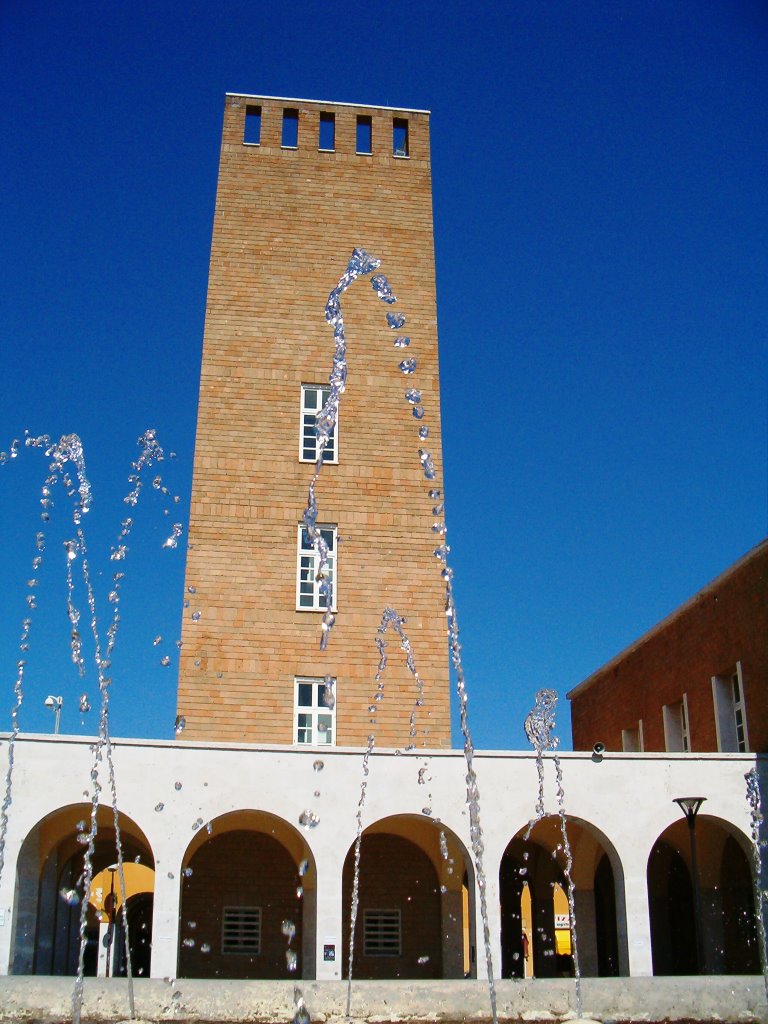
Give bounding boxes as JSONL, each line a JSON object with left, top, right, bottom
{"left": 1, "top": 1, "right": 766, "bottom": 749}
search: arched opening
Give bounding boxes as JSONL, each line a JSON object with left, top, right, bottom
{"left": 341, "top": 815, "right": 475, "bottom": 980}
{"left": 648, "top": 815, "right": 758, "bottom": 975}
{"left": 11, "top": 803, "right": 154, "bottom": 977}
{"left": 499, "top": 815, "right": 627, "bottom": 979}
{"left": 177, "top": 810, "right": 316, "bottom": 980}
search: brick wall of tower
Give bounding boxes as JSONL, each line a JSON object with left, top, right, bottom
{"left": 569, "top": 540, "right": 768, "bottom": 753}
{"left": 176, "top": 95, "right": 452, "bottom": 747}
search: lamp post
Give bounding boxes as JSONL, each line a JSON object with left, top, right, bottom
{"left": 104, "top": 865, "right": 118, "bottom": 977}
{"left": 674, "top": 796, "right": 707, "bottom": 973}
{"left": 44, "top": 695, "right": 63, "bottom": 734}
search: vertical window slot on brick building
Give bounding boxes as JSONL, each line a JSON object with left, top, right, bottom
{"left": 282, "top": 108, "right": 299, "bottom": 148}
{"left": 244, "top": 105, "right": 262, "bottom": 145}
{"left": 622, "top": 723, "right": 642, "bottom": 752}
{"left": 393, "top": 117, "right": 409, "bottom": 157}
{"left": 356, "top": 115, "right": 372, "bottom": 155}
{"left": 712, "top": 664, "right": 749, "bottom": 752}
{"left": 319, "top": 111, "right": 335, "bottom": 151}
{"left": 663, "top": 698, "right": 690, "bottom": 752}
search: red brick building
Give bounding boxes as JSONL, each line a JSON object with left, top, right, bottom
{"left": 568, "top": 539, "right": 768, "bottom": 754}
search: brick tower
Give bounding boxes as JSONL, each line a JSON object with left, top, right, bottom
{"left": 177, "top": 94, "right": 451, "bottom": 747}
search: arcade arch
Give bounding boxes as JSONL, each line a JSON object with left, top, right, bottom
{"left": 499, "top": 815, "right": 627, "bottom": 979}
{"left": 341, "top": 814, "right": 475, "bottom": 980}
{"left": 11, "top": 803, "right": 154, "bottom": 977}
{"left": 177, "top": 809, "right": 316, "bottom": 980}
{"left": 647, "top": 814, "right": 758, "bottom": 975}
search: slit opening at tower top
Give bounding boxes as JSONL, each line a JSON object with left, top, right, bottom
{"left": 244, "top": 105, "right": 262, "bottom": 145}
{"left": 356, "top": 115, "right": 372, "bottom": 155}
{"left": 282, "top": 108, "right": 299, "bottom": 148}
{"left": 319, "top": 112, "right": 335, "bottom": 152}
{"left": 393, "top": 117, "right": 409, "bottom": 157}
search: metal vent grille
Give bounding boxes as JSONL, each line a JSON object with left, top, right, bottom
{"left": 222, "top": 906, "right": 261, "bottom": 954}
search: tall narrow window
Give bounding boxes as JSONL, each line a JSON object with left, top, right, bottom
{"left": 393, "top": 117, "right": 409, "bottom": 157}
{"left": 319, "top": 111, "right": 335, "bottom": 151}
{"left": 364, "top": 909, "right": 401, "bottom": 956}
{"left": 296, "top": 524, "right": 336, "bottom": 611}
{"left": 300, "top": 384, "right": 337, "bottom": 463}
{"left": 244, "top": 105, "right": 262, "bottom": 145}
{"left": 282, "top": 108, "right": 299, "bottom": 148}
{"left": 621, "top": 722, "right": 643, "bottom": 752}
{"left": 294, "top": 677, "right": 336, "bottom": 745}
{"left": 356, "top": 115, "right": 372, "bottom": 155}
{"left": 663, "top": 697, "right": 690, "bottom": 752}
{"left": 713, "top": 664, "right": 749, "bottom": 752}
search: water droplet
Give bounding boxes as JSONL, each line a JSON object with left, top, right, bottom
{"left": 163, "top": 523, "right": 183, "bottom": 549}
{"left": 175, "top": 715, "right": 186, "bottom": 734}
{"left": 282, "top": 920, "right": 296, "bottom": 942}
{"left": 313, "top": 790, "right": 321, "bottom": 798}
{"left": 192, "top": 817, "right": 204, "bottom": 831}
{"left": 399, "top": 358, "right": 417, "bottom": 374}
{"left": 155, "top": 803, "right": 164, "bottom": 812}
{"left": 298, "top": 859, "right": 309, "bottom": 876}
{"left": 184, "top": 868, "right": 193, "bottom": 878}
{"left": 174, "top": 781, "right": 182, "bottom": 791}
{"left": 187, "top": 585, "right": 196, "bottom": 594}
{"left": 182, "top": 937, "right": 195, "bottom": 947}
{"left": 206, "top": 821, "right": 213, "bottom": 835}
{"left": 387, "top": 312, "right": 406, "bottom": 329}
{"left": 405, "top": 388, "right": 422, "bottom": 405}
{"left": 191, "top": 611, "right": 201, "bottom": 622}
{"left": 153, "top": 635, "right": 163, "bottom": 646}
{"left": 167, "top": 872, "right": 174, "bottom": 879}
{"left": 200, "top": 943, "right": 211, "bottom": 954}
{"left": 393, "top": 335, "right": 410, "bottom": 348}
{"left": 422, "top": 807, "right": 432, "bottom": 816}
{"left": 286, "top": 949, "right": 298, "bottom": 972}
{"left": 298, "top": 809, "right": 320, "bottom": 829}
{"left": 313, "top": 760, "right": 324, "bottom": 772}
{"left": 371, "top": 274, "right": 396, "bottom": 303}
{"left": 417, "top": 955, "right": 430, "bottom": 964}
{"left": 412, "top": 406, "right": 426, "bottom": 419}
{"left": 60, "top": 887, "right": 80, "bottom": 906}
{"left": 79, "top": 694, "right": 91, "bottom": 713}
{"left": 296, "top": 885, "right": 304, "bottom": 899}
{"left": 419, "top": 425, "right": 429, "bottom": 439}
{"left": 160, "top": 655, "right": 171, "bottom": 667}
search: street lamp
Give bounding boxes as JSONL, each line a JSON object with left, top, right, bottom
{"left": 43, "top": 695, "right": 63, "bottom": 734}
{"left": 104, "top": 864, "right": 119, "bottom": 977}
{"left": 674, "top": 796, "right": 707, "bottom": 973}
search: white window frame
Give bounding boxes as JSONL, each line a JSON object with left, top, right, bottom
{"left": 299, "top": 384, "right": 338, "bottom": 464}
{"left": 363, "top": 908, "right": 401, "bottom": 957}
{"left": 621, "top": 720, "right": 644, "bottom": 752}
{"left": 663, "top": 696, "right": 690, "bottom": 752}
{"left": 296, "top": 524, "right": 337, "bottom": 611}
{"left": 712, "top": 662, "right": 749, "bottom": 752}
{"left": 294, "top": 676, "right": 336, "bottom": 746}
{"left": 221, "top": 906, "right": 261, "bottom": 954}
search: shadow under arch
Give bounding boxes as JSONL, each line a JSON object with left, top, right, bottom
{"left": 177, "top": 808, "right": 317, "bottom": 980}
{"left": 647, "top": 812, "right": 759, "bottom": 975}
{"left": 12, "top": 801, "right": 154, "bottom": 977}
{"left": 499, "top": 813, "right": 628, "bottom": 980}
{"left": 341, "top": 813, "right": 476, "bottom": 980}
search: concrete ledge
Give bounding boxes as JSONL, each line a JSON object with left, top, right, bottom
{"left": 0, "top": 977, "right": 765, "bottom": 1023}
